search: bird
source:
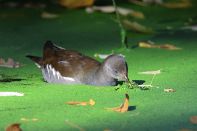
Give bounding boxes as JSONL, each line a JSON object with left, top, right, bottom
{"left": 26, "top": 41, "right": 131, "bottom": 86}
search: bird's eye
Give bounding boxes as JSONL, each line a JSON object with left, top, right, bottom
{"left": 114, "top": 70, "right": 118, "bottom": 74}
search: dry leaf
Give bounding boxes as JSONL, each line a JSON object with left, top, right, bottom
{"left": 139, "top": 41, "right": 182, "bottom": 50}
{"left": 182, "top": 25, "right": 197, "bottom": 31}
{"left": 66, "top": 99, "right": 95, "bottom": 106}
{"left": 190, "top": 116, "right": 197, "bottom": 124}
{"left": 179, "top": 129, "right": 192, "bottom": 131}
{"left": 138, "top": 70, "right": 161, "bottom": 75}
{"left": 5, "top": 123, "right": 22, "bottom": 131}
{"left": 142, "top": 0, "right": 163, "bottom": 4}
{"left": 164, "top": 88, "right": 176, "bottom": 92}
{"left": 59, "top": 0, "right": 94, "bottom": 8}
{"left": 89, "top": 99, "right": 96, "bottom": 106}
{"left": 162, "top": 0, "right": 192, "bottom": 8}
{"left": 41, "top": 12, "right": 59, "bottom": 19}
{"left": 159, "top": 44, "right": 182, "bottom": 50}
{"left": 123, "top": 20, "right": 153, "bottom": 33}
{"left": 139, "top": 41, "right": 157, "bottom": 48}
{"left": 106, "top": 94, "right": 129, "bottom": 113}
{"left": 0, "top": 58, "right": 21, "bottom": 68}
{"left": 20, "top": 118, "right": 39, "bottom": 122}
{"left": 32, "top": 118, "right": 39, "bottom": 122}
{"left": 20, "top": 118, "right": 29, "bottom": 122}
{"left": 128, "top": 0, "right": 148, "bottom": 6}
{"left": 86, "top": 6, "right": 144, "bottom": 19}
{"left": 103, "top": 129, "right": 113, "bottom": 131}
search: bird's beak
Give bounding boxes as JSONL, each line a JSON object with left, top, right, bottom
{"left": 124, "top": 75, "right": 132, "bottom": 86}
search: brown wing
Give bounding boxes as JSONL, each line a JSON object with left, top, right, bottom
{"left": 42, "top": 41, "right": 100, "bottom": 78}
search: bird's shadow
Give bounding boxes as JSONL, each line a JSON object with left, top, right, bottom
{"left": 0, "top": 78, "right": 24, "bottom": 82}
{"left": 132, "top": 80, "right": 145, "bottom": 85}
{"left": 128, "top": 106, "right": 136, "bottom": 111}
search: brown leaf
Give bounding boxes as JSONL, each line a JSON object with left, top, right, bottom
{"left": 59, "top": 0, "right": 94, "bottom": 8}
{"left": 41, "top": 12, "right": 59, "bottom": 19}
{"left": 5, "top": 123, "right": 22, "bottom": 131}
{"left": 86, "top": 6, "right": 144, "bottom": 19}
{"left": 164, "top": 88, "right": 176, "bottom": 93}
{"left": 103, "top": 129, "right": 112, "bottom": 131}
{"left": 190, "top": 116, "right": 197, "bottom": 124}
{"left": 0, "top": 58, "right": 5, "bottom": 64}
{"left": 123, "top": 20, "right": 154, "bottom": 33}
{"left": 162, "top": 0, "right": 192, "bottom": 8}
{"left": 179, "top": 128, "right": 193, "bottom": 131}
{"left": 66, "top": 99, "right": 95, "bottom": 106}
{"left": 106, "top": 94, "right": 129, "bottom": 113}
{"left": 0, "top": 58, "right": 21, "bottom": 68}
{"left": 139, "top": 41, "right": 182, "bottom": 50}
{"left": 139, "top": 41, "right": 157, "bottom": 48}
{"left": 159, "top": 44, "right": 182, "bottom": 50}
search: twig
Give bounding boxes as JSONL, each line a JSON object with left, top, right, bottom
{"left": 112, "top": 0, "right": 128, "bottom": 48}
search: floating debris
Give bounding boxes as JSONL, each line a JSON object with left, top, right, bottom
{"left": 0, "top": 92, "right": 24, "bottom": 97}
{"left": 86, "top": 6, "right": 144, "bottom": 19}
{"left": 0, "top": 58, "right": 22, "bottom": 68}
{"left": 164, "top": 88, "right": 176, "bottom": 92}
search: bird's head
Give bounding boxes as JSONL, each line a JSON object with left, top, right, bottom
{"left": 103, "top": 55, "right": 131, "bottom": 84}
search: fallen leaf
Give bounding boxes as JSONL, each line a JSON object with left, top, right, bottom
{"left": 5, "top": 123, "right": 22, "bottom": 131}
{"left": 190, "top": 116, "right": 197, "bottom": 124}
{"left": 162, "top": 0, "right": 192, "bottom": 8}
{"left": 20, "top": 118, "right": 39, "bottom": 122}
{"left": 32, "top": 118, "right": 39, "bottom": 122}
{"left": 86, "top": 6, "right": 144, "bottom": 19}
{"left": 179, "top": 128, "right": 193, "bottom": 131}
{"left": 5, "top": 2, "right": 18, "bottom": 8}
{"left": 159, "top": 44, "right": 182, "bottom": 50}
{"left": 139, "top": 41, "right": 157, "bottom": 48}
{"left": 142, "top": 0, "right": 163, "bottom": 4}
{"left": 139, "top": 41, "right": 182, "bottom": 50}
{"left": 123, "top": 20, "right": 153, "bottom": 33}
{"left": 23, "top": 3, "right": 46, "bottom": 8}
{"left": 106, "top": 94, "right": 129, "bottom": 113}
{"left": 20, "top": 118, "right": 29, "bottom": 122}
{"left": 138, "top": 70, "right": 161, "bottom": 75}
{"left": 89, "top": 99, "right": 96, "bottom": 106}
{"left": 66, "top": 99, "right": 95, "bottom": 106}
{"left": 128, "top": 0, "right": 148, "bottom": 6}
{"left": 103, "top": 129, "right": 113, "bottom": 131}
{"left": 164, "top": 88, "right": 176, "bottom": 92}
{"left": 59, "top": 0, "right": 94, "bottom": 8}
{"left": 129, "top": 0, "right": 163, "bottom": 5}
{"left": 41, "top": 12, "right": 59, "bottom": 19}
{"left": 182, "top": 25, "right": 197, "bottom": 31}
{"left": 0, "top": 58, "right": 22, "bottom": 68}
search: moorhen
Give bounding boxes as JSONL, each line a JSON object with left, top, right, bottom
{"left": 26, "top": 41, "right": 131, "bottom": 86}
